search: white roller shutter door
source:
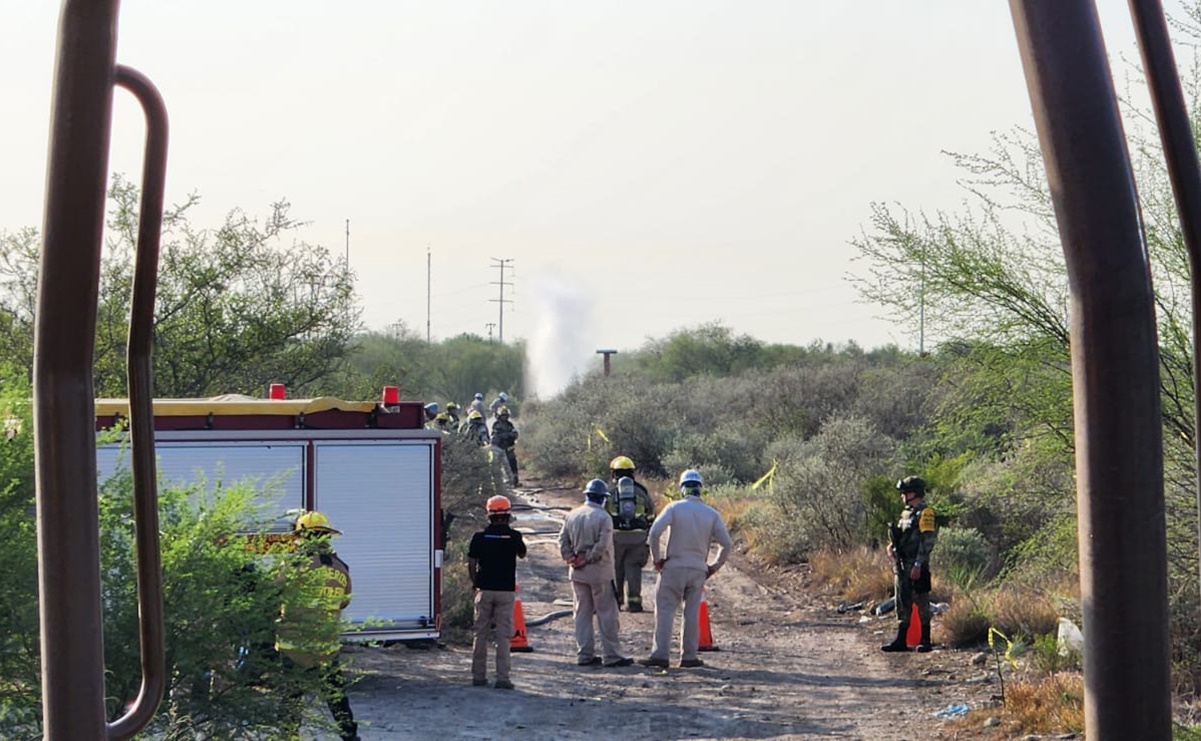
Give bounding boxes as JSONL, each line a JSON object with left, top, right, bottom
{"left": 314, "top": 441, "right": 434, "bottom": 630}
{"left": 96, "top": 442, "right": 306, "bottom": 522}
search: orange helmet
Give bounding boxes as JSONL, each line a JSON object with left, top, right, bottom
{"left": 486, "top": 495, "right": 512, "bottom": 515}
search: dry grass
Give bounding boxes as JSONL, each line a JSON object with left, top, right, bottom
{"left": 1000, "top": 674, "right": 1085, "bottom": 735}
{"left": 808, "top": 546, "right": 895, "bottom": 603}
{"left": 943, "top": 674, "right": 1085, "bottom": 739}
{"left": 987, "top": 583, "right": 1060, "bottom": 640}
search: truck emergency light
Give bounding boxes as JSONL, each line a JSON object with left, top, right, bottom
{"left": 268, "top": 383, "right": 286, "bottom": 400}
{"left": 382, "top": 385, "right": 400, "bottom": 405}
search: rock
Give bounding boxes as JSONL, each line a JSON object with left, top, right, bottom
{"left": 984, "top": 716, "right": 1001, "bottom": 728}
{"left": 970, "top": 652, "right": 988, "bottom": 666}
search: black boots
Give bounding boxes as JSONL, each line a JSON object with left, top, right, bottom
{"left": 916, "top": 623, "right": 933, "bottom": 653}
{"left": 880, "top": 623, "right": 909, "bottom": 652}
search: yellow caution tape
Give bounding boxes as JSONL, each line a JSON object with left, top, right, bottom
{"left": 751, "top": 461, "right": 778, "bottom": 491}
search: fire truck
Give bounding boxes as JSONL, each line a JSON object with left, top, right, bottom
{"left": 95, "top": 386, "right": 443, "bottom": 642}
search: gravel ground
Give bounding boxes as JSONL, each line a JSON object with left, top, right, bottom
{"left": 314, "top": 481, "right": 1009, "bottom": 741}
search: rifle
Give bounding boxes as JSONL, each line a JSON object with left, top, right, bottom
{"left": 888, "top": 522, "right": 905, "bottom": 576}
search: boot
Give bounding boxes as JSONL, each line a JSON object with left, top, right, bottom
{"left": 916, "top": 623, "right": 933, "bottom": 653}
{"left": 881, "top": 623, "right": 910, "bottom": 652}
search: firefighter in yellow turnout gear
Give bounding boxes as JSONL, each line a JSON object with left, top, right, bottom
{"left": 604, "top": 456, "right": 655, "bottom": 612}
{"left": 277, "top": 511, "right": 359, "bottom": 740}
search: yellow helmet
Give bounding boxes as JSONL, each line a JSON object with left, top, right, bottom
{"left": 469, "top": 409, "right": 484, "bottom": 421}
{"left": 294, "top": 510, "right": 341, "bottom": 535}
{"left": 610, "top": 455, "right": 635, "bottom": 471}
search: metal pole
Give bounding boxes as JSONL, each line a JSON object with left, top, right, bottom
{"left": 1125, "top": 0, "right": 1201, "bottom": 602}
{"left": 36, "top": 1, "right": 120, "bottom": 737}
{"left": 1009, "top": 2, "right": 1170, "bottom": 737}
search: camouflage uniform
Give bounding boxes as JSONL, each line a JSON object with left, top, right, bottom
{"left": 883, "top": 482, "right": 939, "bottom": 653}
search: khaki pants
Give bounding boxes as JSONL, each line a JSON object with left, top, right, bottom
{"left": 472, "top": 590, "right": 516, "bottom": 683}
{"left": 571, "top": 579, "right": 624, "bottom": 662}
{"left": 650, "top": 566, "right": 707, "bottom": 662}
{"left": 612, "top": 531, "right": 649, "bottom": 607}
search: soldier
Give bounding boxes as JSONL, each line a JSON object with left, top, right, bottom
{"left": 604, "top": 455, "right": 655, "bottom": 612}
{"left": 467, "top": 495, "right": 527, "bottom": 689}
{"left": 558, "top": 479, "right": 633, "bottom": 668}
{"left": 881, "top": 475, "right": 939, "bottom": 653}
{"left": 490, "top": 406, "right": 520, "bottom": 487}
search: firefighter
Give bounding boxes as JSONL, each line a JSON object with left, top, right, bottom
{"left": 277, "top": 511, "right": 359, "bottom": 741}
{"left": 464, "top": 409, "right": 490, "bottom": 447}
{"left": 490, "top": 406, "right": 520, "bottom": 487}
{"left": 433, "top": 411, "right": 454, "bottom": 434}
{"left": 467, "top": 495, "right": 527, "bottom": 689}
{"left": 445, "top": 401, "right": 461, "bottom": 428}
{"left": 604, "top": 455, "right": 655, "bottom": 612}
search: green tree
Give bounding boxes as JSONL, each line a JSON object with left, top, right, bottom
{"left": 0, "top": 176, "right": 361, "bottom": 398}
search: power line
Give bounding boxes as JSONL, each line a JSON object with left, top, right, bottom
{"left": 490, "top": 257, "right": 514, "bottom": 344}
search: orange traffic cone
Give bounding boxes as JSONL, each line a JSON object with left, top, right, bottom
{"left": 511, "top": 591, "right": 533, "bottom": 653}
{"left": 698, "top": 596, "right": 719, "bottom": 652}
{"left": 905, "top": 603, "right": 922, "bottom": 647}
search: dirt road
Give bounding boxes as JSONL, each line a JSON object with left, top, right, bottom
{"left": 329, "top": 483, "right": 1000, "bottom": 740}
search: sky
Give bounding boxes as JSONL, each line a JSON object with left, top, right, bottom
{"left": 0, "top": 1, "right": 1171, "bottom": 394}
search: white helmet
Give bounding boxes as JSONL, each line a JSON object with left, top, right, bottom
{"left": 679, "top": 469, "right": 703, "bottom": 494}
{"left": 499, "top": 391, "right": 508, "bottom": 401}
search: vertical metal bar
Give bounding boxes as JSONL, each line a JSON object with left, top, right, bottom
{"left": 35, "top": 1, "right": 121, "bottom": 738}
{"left": 1125, "top": 0, "right": 1201, "bottom": 602}
{"left": 106, "top": 63, "right": 167, "bottom": 741}
{"left": 1009, "top": 2, "right": 1171, "bottom": 738}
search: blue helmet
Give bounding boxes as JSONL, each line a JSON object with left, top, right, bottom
{"left": 499, "top": 391, "right": 508, "bottom": 401}
{"left": 423, "top": 402, "right": 440, "bottom": 415}
{"left": 474, "top": 392, "right": 484, "bottom": 400}
{"left": 583, "top": 478, "right": 610, "bottom": 503}
{"left": 679, "top": 469, "right": 703, "bottom": 495}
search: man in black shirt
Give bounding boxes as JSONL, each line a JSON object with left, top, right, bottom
{"left": 467, "top": 495, "right": 528, "bottom": 689}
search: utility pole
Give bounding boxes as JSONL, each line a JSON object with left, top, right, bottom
{"left": 596, "top": 349, "right": 618, "bottom": 377}
{"left": 426, "top": 246, "right": 432, "bottom": 343}
{"left": 490, "top": 258, "right": 514, "bottom": 344}
{"left": 485, "top": 323, "right": 496, "bottom": 343}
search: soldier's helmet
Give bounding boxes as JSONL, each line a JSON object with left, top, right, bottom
{"left": 896, "top": 476, "right": 926, "bottom": 495}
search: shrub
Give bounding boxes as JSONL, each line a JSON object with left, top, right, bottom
{"left": 98, "top": 474, "right": 347, "bottom": 739}
{"left": 934, "top": 527, "right": 991, "bottom": 579}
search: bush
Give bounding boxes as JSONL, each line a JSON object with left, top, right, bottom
{"left": 99, "top": 473, "right": 347, "bottom": 739}
{"left": 934, "top": 527, "right": 991, "bottom": 579}
{"left": 3, "top": 451, "right": 348, "bottom": 739}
